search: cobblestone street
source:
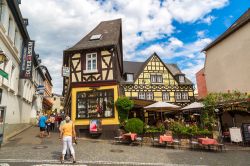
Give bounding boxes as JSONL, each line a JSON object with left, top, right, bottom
{"left": 0, "top": 127, "right": 249, "bottom": 166}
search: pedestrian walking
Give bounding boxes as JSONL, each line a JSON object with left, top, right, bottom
{"left": 50, "top": 115, "right": 55, "bottom": 131}
{"left": 59, "top": 116, "right": 76, "bottom": 164}
{"left": 38, "top": 113, "right": 47, "bottom": 138}
{"left": 46, "top": 115, "right": 52, "bottom": 137}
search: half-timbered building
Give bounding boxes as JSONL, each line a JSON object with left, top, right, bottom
{"left": 63, "top": 19, "right": 123, "bottom": 135}
{"left": 122, "top": 53, "right": 194, "bottom": 106}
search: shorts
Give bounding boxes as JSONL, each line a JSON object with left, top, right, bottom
{"left": 40, "top": 127, "right": 45, "bottom": 131}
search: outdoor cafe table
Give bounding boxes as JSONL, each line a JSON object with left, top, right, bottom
{"left": 122, "top": 133, "right": 137, "bottom": 141}
{"left": 159, "top": 135, "right": 173, "bottom": 144}
{"left": 198, "top": 138, "right": 218, "bottom": 145}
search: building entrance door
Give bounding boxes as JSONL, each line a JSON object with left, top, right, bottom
{"left": 0, "top": 106, "right": 6, "bottom": 147}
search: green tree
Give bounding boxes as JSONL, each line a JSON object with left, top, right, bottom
{"left": 202, "top": 90, "right": 249, "bottom": 131}
{"left": 125, "top": 118, "right": 144, "bottom": 134}
{"left": 115, "top": 97, "right": 134, "bottom": 125}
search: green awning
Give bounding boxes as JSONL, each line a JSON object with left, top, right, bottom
{"left": 0, "top": 69, "right": 8, "bottom": 79}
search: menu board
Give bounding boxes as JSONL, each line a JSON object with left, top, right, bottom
{"left": 241, "top": 123, "right": 250, "bottom": 142}
{"left": 229, "top": 127, "right": 243, "bottom": 143}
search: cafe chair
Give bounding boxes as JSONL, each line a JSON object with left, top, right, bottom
{"left": 113, "top": 129, "right": 125, "bottom": 144}
{"left": 190, "top": 140, "right": 199, "bottom": 150}
{"left": 172, "top": 139, "right": 181, "bottom": 149}
{"left": 151, "top": 137, "right": 159, "bottom": 146}
{"left": 134, "top": 134, "right": 144, "bottom": 146}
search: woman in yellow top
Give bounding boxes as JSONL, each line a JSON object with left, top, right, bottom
{"left": 59, "top": 116, "right": 76, "bottom": 163}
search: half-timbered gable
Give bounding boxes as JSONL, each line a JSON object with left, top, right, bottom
{"left": 122, "top": 53, "right": 194, "bottom": 106}
{"left": 62, "top": 19, "right": 124, "bottom": 135}
{"left": 63, "top": 19, "right": 123, "bottom": 97}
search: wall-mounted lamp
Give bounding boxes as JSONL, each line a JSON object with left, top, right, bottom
{"left": 0, "top": 50, "right": 7, "bottom": 64}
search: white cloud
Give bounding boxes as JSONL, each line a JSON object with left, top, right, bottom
{"left": 19, "top": 0, "right": 228, "bottom": 93}
{"left": 196, "top": 30, "right": 206, "bottom": 38}
{"left": 166, "top": 0, "right": 228, "bottom": 23}
{"left": 200, "top": 15, "right": 217, "bottom": 25}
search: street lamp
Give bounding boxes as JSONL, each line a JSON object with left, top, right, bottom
{"left": 0, "top": 50, "right": 7, "bottom": 64}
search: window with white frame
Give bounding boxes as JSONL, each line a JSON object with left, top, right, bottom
{"left": 138, "top": 92, "right": 145, "bottom": 99}
{"left": 0, "top": 0, "right": 4, "bottom": 22}
{"left": 151, "top": 75, "right": 162, "bottom": 83}
{"left": 179, "top": 75, "right": 185, "bottom": 83}
{"left": 126, "top": 73, "right": 133, "bottom": 82}
{"left": 14, "top": 29, "right": 18, "bottom": 46}
{"left": 162, "top": 92, "right": 170, "bottom": 101}
{"left": 175, "top": 92, "right": 182, "bottom": 100}
{"left": 182, "top": 92, "right": 189, "bottom": 100}
{"left": 151, "top": 75, "right": 156, "bottom": 83}
{"left": 146, "top": 92, "right": 153, "bottom": 100}
{"left": 86, "top": 53, "right": 97, "bottom": 71}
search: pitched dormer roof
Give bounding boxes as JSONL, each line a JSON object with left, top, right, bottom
{"left": 65, "top": 19, "right": 122, "bottom": 52}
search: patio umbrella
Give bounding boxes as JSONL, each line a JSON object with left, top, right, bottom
{"left": 144, "top": 101, "right": 180, "bottom": 121}
{"left": 181, "top": 102, "right": 204, "bottom": 111}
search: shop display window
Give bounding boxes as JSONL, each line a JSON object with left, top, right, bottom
{"left": 76, "top": 89, "right": 114, "bottom": 119}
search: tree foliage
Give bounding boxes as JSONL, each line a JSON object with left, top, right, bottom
{"left": 125, "top": 118, "right": 144, "bottom": 134}
{"left": 202, "top": 90, "right": 249, "bottom": 130}
{"left": 115, "top": 97, "right": 134, "bottom": 125}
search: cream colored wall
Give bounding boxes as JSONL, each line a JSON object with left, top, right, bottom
{"left": 205, "top": 22, "right": 250, "bottom": 93}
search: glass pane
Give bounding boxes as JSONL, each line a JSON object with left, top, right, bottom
{"left": 92, "top": 54, "right": 96, "bottom": 58}
{"left": 92, "top": 60, "right": 96, "bottom": 69}
{"left": 87, "top": 54, "right": 91, "bottom": 58}
{"left": 87, "top": 60, "right": 91, "bottom": 70}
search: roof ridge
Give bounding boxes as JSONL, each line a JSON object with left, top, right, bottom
{"left": 202, "top": 8, "right": 250, "bottom": 51}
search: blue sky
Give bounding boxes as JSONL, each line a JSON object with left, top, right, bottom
{"left": 20, "top": 0, "right": 250, "bottom": 94}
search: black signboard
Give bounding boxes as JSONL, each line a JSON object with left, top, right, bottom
{"left": 20, "top": 40, "right": 35, "bottom": 79}
{"left": 241, "top": 123, "right": 250, "bottom": 142}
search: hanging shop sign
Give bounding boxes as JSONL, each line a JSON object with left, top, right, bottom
{"left": 62, "top": 66, "right": 70, "bottom": 77}
{"left": 20, "top": 40, "right": 35, "bottom": 79}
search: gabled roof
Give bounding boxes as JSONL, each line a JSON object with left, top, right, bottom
{"left": 203, "top": 8, "right": 250, "bottom": 51}
{"left": 123, "top": 53, "right": 193, "bottom": 85}
{"left": 65, "top": 19, "right": 122, "bottom": 51}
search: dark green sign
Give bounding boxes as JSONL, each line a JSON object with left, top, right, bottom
{"left": 0, "top": 69, "right": 8, "bottom": 79}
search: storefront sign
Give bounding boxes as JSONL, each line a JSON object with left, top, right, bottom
{"left": 0, "top": 69, "right": 8, "bottom": 79}
{"left": 62, "top": 66, "right": 70, "bottom": 77}
{"left": 20, "top": 40, "right": 35, "bottom": 79}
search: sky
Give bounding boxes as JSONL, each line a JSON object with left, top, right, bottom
{"left": 19, "top": 0, "right": 250, "bottom": 94}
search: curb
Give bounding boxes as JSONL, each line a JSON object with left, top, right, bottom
{"left": 2, "top": 125, "right": 33, "bottom": 145}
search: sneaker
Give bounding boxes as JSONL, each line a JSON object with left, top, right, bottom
{"left": 73, "top": 160, "right": 76, "bottom": 164}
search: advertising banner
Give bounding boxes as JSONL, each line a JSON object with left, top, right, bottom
{"left": 20, "top": 40, "right": 35, "bottom": 79}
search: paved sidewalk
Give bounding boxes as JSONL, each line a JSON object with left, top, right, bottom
{"left": 0, "top": 126, "right": 249, "bottom": 166}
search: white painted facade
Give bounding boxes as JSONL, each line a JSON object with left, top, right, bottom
{"left": 0, "top": 0, "right": 44, "bottom": 137}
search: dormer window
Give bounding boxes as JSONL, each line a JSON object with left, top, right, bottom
{"left": 179, "top": 75, "right": 185, "bottom": 83}
{"left": 126, "top": 73, "right": 133, "bottom": 82}
{"left": 90, "top": 34, "right": 102, "bottom": 40}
